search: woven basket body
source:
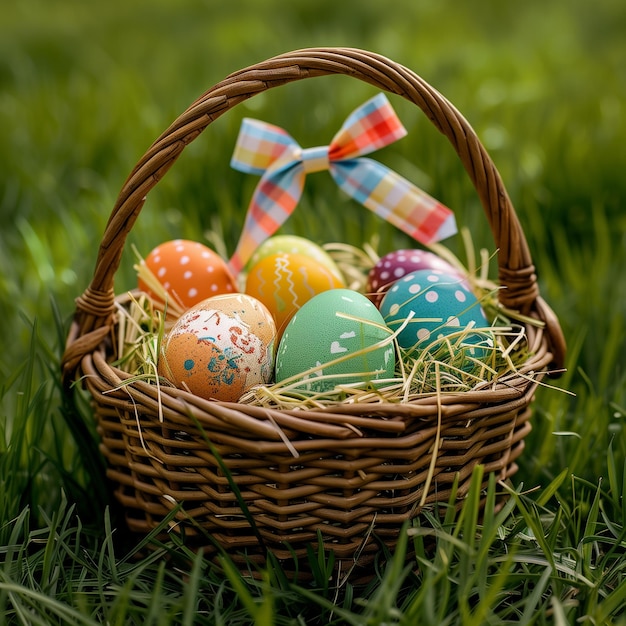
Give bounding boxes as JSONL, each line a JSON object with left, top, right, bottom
{"left": 62, "top": 48, "right": 566, "bottom": 576}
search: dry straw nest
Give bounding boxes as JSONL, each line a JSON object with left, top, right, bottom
{"left": 62, "top": 48, "right": 566, "bottom": 579}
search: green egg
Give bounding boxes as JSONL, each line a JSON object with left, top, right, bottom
{"left": 275, "top": 288, "right": 395, "bottom": 394}
{"left": 247, "top": 235, "right": 344, "bottom": 282}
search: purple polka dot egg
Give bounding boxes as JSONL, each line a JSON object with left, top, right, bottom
{"left": 367, "top": 249, "right": 465, "bottom": 307}
{"left": 379, "top": 269, "right": 492, "bottom": 357}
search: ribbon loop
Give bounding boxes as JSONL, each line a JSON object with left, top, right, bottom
{"left": 229, "top": 93, "right": 457, "bottom": 274}
{"left": 230, "top": 118, "right": 297, "bottom": 175}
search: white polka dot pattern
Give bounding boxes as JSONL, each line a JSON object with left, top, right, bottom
{"left": 139, "top": 239, "right": 238, "bottom": 309}
{"left": 367, "top": 248, "right": 464, "bottom": 305}
{"left": 379, "top": 269, "right": 489, "bottom": 352}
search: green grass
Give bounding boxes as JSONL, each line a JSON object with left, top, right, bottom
{"left": 1, "top": 0, "right": 625, "bottom": 623}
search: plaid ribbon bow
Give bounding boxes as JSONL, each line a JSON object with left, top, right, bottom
{"left": 229, "top": 93, "right": 457, "bottom": 273}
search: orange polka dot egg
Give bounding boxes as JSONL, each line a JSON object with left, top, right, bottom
{"left": 158, "top": 293, "right": 277, "bottom": 402}
{"left": 138, "top": 239, "right": 237, "bottom": 310}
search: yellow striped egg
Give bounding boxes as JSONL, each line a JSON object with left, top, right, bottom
{"left": 245, "top": 252, "right": 345, "bottom": 339}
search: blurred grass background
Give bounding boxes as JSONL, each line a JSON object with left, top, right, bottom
{"left": 2, "top": 0, "right": 625, "bottom": 345}
{"left": 1, "top": 0, "right": 625, "bottom": 550}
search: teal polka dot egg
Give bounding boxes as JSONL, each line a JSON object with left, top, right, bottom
{"left": 380, "top": 269, "right": 492, "bottom": 356}
{"left": 275, "top": 289, "right": 395, "bottom": 393}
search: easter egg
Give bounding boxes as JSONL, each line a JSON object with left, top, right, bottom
{"left": 158, "top": 293, "right": 276, "bottom": 401}
{"left": 275, "top": 289, "right": 395, "bottom": 393}
{"left": 367, "top": 249, "right": 465, "bottom": 306}
{"left": 247, "top": 235, "right": 343, "bottom": 282}
{"left": 379, "top": 269, "right": 491, "bottom": 356}
{"left": 245, "top": 252, "right": 346, "bottom": 338}
{"left": 139, "top": 239, "right": 237, "bottom": 309}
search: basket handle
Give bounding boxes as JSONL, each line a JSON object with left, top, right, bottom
{"left": 62, "top": 47, "right": 566, "bottom": 379}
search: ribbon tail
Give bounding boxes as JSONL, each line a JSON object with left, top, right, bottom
{"left": 331, "top": 158, "right": 457, "bottom": 245}
{"left": 228, "top": 161, "right": 305, "bottom": 274}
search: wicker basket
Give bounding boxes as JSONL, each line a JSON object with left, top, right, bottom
{"left": 62, "top": 47, "right": 566, "bottom": 577}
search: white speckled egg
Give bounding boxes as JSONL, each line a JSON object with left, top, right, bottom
{"left": 275, "top": 289, "right": 395, "bottom": 393}
{"left": 379, "top": 269, "right": 490, "bottom": 354}
{"left": 158, "top": 293, "right": 276, "bottom": 401}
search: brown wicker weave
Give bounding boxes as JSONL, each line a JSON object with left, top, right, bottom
{"left": 62, "top": 47, "right": 566, "bottom": 576}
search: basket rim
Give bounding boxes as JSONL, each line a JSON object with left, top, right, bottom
{"left": 73, "top": 286, "right": 553, "bottom": 447}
